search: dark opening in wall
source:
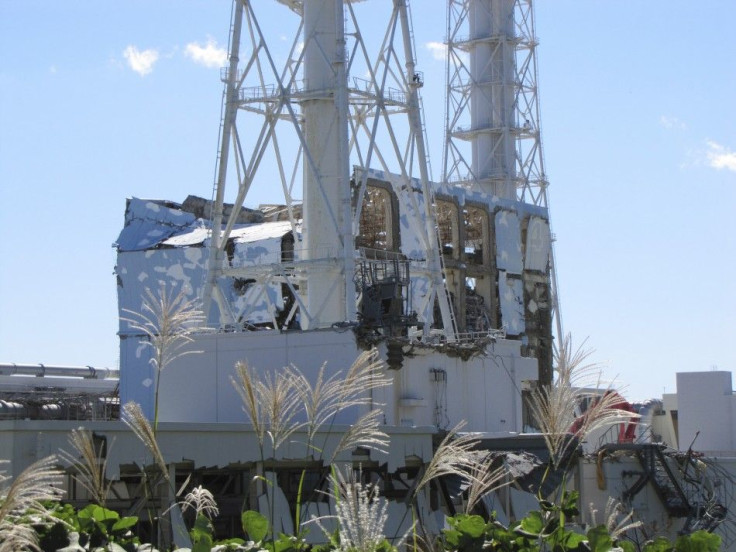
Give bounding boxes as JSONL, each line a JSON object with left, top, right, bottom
{"left": 435, "top": 200, "right": 458, "bottom": 259}
{"left": 358, "top": 186, "right": 394, "bottom": 251}
{"left": 463, "top": 205, "right": 487, "bottom": 265}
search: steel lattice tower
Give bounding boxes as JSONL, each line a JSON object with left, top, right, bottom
{"left": 442, "top": 0, "right": 562, "bottom": 338}
{"left": 202, "top": 0, "right": 456, "bottom": 337}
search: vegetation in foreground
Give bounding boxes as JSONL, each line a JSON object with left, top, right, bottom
{"left": 0, "top": 286, "right": 725, "bottom": 551}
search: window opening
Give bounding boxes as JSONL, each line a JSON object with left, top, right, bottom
{"left": 358, "top": 186, "right": 392, "bottom": 251}
{"left": 463, "top": 205, "right": 486, "bottom": 265}
{"left": 435, "top": 200, "right": 458, "bottom": 258}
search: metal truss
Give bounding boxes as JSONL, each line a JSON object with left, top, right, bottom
{"left": 202, "top": 0, "right": 456, "bottom": 338}
{"left": 442, "top": 0, "right": 548, "bottom": 207}
{"left": 441, "top": 0, "right": 562, "bottom": 340}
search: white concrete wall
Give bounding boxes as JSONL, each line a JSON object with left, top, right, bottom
{"left": 122, "top": 329, "right": 536, "bottom": 434}
{"left": 676, "top": 371, "right": 735, "bottom": 453}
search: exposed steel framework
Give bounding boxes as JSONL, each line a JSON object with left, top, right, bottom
{"left": 202, "top": 0, "right": 457, "bottom": 338}
{"left": 442, "top": 0, "right": 562, "bottom": 338}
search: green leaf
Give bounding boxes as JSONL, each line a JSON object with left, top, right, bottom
{"left": 111, "top": 515, "right": 138, "bottom": 533}
{"left": 193, "top": 531, "right": 214, "bottom": 552}
{"left": 294, "top": 468, "right": 306, "bottom": 532}
{"left": 454, "top": 514, "right": 488, "bottom": 539}
{"left": 242, "top": 510, "right": 269, "bottom": 543}
{"left": 675, "top": 530, "right": 721, "bottom": 552}
{"left": 375, "top": 539, "right": 398, "bottom": 552}
{"left": 538, "top": 499, "right": 556, "bottom": 512}
{"left": 444, "top": 514, "right": 489, "bottom": 552}
{"left": 587, "top": 525, "right": 614, "bottom": 552}
{"left": 643, "top": 536, "right": 673, "bottom": 552}
{"left": 216, "top": 537, "right": 246, "bottom": 546}
{"left": 517, "top": 511, "right": 544, "bottom": 537}
{"left": 192, "top": 513, "right": 214, "bottom": 540}
{"left": 560, "top": 490, "right": 580, "bottom": 517}
{"left": 91, "top": 504, "right": 120, "bottom": 523}
{"left": 272, "top": 532, "right": 299, "bottom": 552}
{"left": 618, "top": 541, "right": 637, "bottom": 552}
{"left": 548, "top": 525, "right": 586, "bottom": 550}
{"left": 311, "top": 541, "right": 338, "bottom": 552}
{"left": 76, "top": 504, "right": 98, "bottom": 532}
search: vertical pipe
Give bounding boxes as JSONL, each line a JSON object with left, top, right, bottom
{"left": 302, "top": 0, "right": 349, "bottom": 327}
{"left": 397, "top": 0, "right": 457, "bottom": 340}
{"left": 203, "top": 0, "right": 244, "bottom": 323}
{"left": 469, "top": 0, "right": 516, "bottom": 199}
{"left": 335, "top": 1, "right": 356, "bottom": 323}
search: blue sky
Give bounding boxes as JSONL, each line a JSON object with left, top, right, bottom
{"left": 1, "top": 1, "right": 734, "bottom": 402}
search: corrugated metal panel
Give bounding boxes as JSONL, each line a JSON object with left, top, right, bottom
{"left": 499, "top": 271, "right": 525, "bottom": 336}
{"left": 159, "top": 221, "right": 293, "bottom": 248}
{"left": 115, "top": 198, "right": 196, "bottom": 251}
{"left": 118, "top": 200, "right": 294, "bottom": 251}
{"left": 231, "top": 220, "right": 292, "bottom": 243}
{"left": 162, "top": 227, "right": 209, "bottom": 247}
{"left": 495, "top": 210, "right": 523, "bottom": 274}
{"left": 524, "top": 216, "right": 550, "bottom": 272}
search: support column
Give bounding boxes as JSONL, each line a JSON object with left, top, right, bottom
{"left": 469, "top": 0, "right": 517, "bottom": 199}
{"left": 301, "top": 0, "right": 353, "bottom": 327}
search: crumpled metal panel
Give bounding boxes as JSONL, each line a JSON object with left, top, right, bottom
{"left": 232, "top": 282, "right": 283, "bottom": 324}
{"left": 232, "top": 236, "right": 284, "bottom": 266}
{"left": 115, "top": 198, "right": 196, "bottom": 251}
{"left": 409, "top": 274, "right": 432, "bottom": 323}
{"left": 495, "top": 210, "right": 523, "bottom": 274}
{"left": 116, "top": 247, "right": 208, "bottom": 333}
{"left": 524, "top": 216, "right": 550, "bottom": 272}
{"left": 159, "top": 219, "right": 293, "bottom": 248}
{"left": 116, "top": 199, "right": 295, "bottom": 330}
{"left": 231, "top": 220, "right": 292, "bottom": 243}
{"left": 499, "top": 271, "right": 525, "bottom": 336}
{"left": 161, "top": 227, "right": 209, "bottom": 247}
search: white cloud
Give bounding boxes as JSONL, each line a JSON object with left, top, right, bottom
{"left": 184, "top": 38, "right": 227, "bottom": 68}
{"left": 659, "top": 115, "right": 687, "bottom": 130}
{"left": 425, "top": 41, "right": 447, "bottom": 61}
{"left": 123, "top": 45, "right": 159, "bottom": 76}
{"left": 705, "top": 140, "right": 736, "bottom": 172}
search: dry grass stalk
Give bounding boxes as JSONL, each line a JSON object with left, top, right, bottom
{"left": 330, "top": 409, "right": 390, "bottom": 462}
{"left": 288, "top": 349, "right": 392, "bottom": 452}
{"left": 122, "top": 401, "right": 169, "bottom": 481}
{"left": 464, "top": 453, "right": 510, "bottom": 514}
{"left": 320, "top": 468, "right": 407, "bottom": 552}
{"left": 530, "top": 334, "right": 639, "bottom": 468}
{"left": 61, "top": 427, "right": 113, "bottom": 506}
{"left": 179, "top": 485, "right": 219, "bottom": 520}
{"left": 413, "top": 421, "right": 479, "bottom": 498}
{"left": 338, "top": 350, "right": 392, "bottom": 409}
{"left": 122, "top": 283, "right": 205, "bottom": 373}
{"left": 231, "top": 361, "right": 303, "bottom": 453}
{"left": 589, "top": 497, "right": 642, "bottom": 539}
{"left": 259, "top": 368, "right": 304, "bottom": 451}
{"left": 289, "top": 362, "right": 347, "bottom": 446}
{"left": 122, "top": 283, "right": 205, "bottom": 430}
{"left": 232, "top": 361, "right": 266, "bottom": 446}
{"left": 0, "top": 456, "right": 65, "bottom": 552}
{"left": 233, "top": 349, "right": 392, "bottom": 459}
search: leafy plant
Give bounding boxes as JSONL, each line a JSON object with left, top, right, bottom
{"left": 35, "top": 502, "right": 140, "bottom": 552}
{"left": 239, "top": 509, "right": 307, "bottom": 552}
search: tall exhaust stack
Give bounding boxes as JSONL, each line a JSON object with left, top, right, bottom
{"left": 301, "top": 0, "right": 353, "bottom": 328}
{"left": 469, "top": 0, "right": 517, "bottom": 199}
